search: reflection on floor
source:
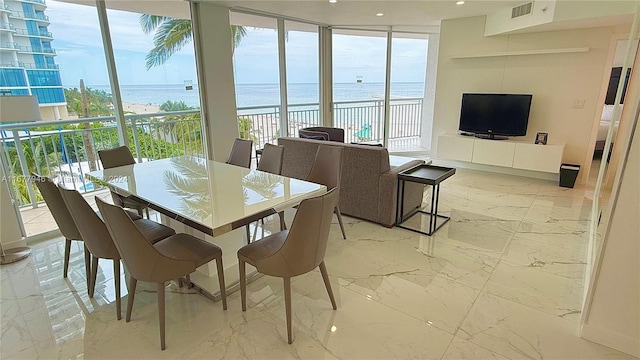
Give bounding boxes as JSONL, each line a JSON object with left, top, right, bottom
{"left": 1, "top": 167, "right": 635, "bottom": 359}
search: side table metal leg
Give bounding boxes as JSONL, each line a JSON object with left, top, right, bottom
{"left": 429, "top": 184, "right": 437, "bottom": 234}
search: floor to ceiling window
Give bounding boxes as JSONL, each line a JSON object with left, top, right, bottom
{"left": 285, "top": 20, "right": 320, "bottom": 137}
{"left": 332, "top": 30, "right": 388, "bottom": 144}
{"left": 231, "top": 13, "right": 280, "bottom": 148}
{"left": 106, "top": 8, "right": 203, "bottom": 159}
{"left": 389, "top": 33, "right": 428, "bottom": 152}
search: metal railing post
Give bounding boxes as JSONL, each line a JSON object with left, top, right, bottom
{"left": 130, "top": 118, "right": 143, "bottom": 162}
{"left": 11, "top": 130, "right": 38, "bottom": 208}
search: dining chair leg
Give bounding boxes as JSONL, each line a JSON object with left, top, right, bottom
{"left": 239, "top": 259, "right": 247, "bottom": 311}
{"left": 90, "top": 256, "right": 99, "bottom": 298}
{"left": 63, "top": 239, "right": 71, "bottom": 278}
{"left": 84, "top": 246, "right": 92, "bottom": 290}
{"left": 284, "top": 277, "right": 293, "bottom": 344}
{"left": 245, "top": 225, "right": 251, "bottom": 244}
{"left": 114, "top": 259, "right": 121, "bottom": 320}
{"left": 319, "top": 261, "right": 337, "bottom": 310}
{"left": 157, "top": 282, "right": 166, "bottom": 350}
{"left": 278, "top": 211, "right": 287, "bottom": 230}
{"left": 215, "top": 257, "right": 227, "bottom": 310}
{"left": 126, "top": 276, "right": 137, "bottom": 322}
{"left": 334, "top": 206, "right": 347, "bottom": 239}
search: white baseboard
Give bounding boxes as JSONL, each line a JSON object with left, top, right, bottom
{"left": 1, "top": 238, "right": 27, "bottom": 249}
{"left": 581, "top": 323, "right": 640, "bottom": 358}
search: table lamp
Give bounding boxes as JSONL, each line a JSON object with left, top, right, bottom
{"left": 0, "top": 95, "right": 42, "bottom": 264}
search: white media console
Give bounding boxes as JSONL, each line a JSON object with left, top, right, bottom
{"left": 437, "top": 133, "right": 564, "bottom": 173}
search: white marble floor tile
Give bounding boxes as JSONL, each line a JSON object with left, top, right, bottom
{"left": 442, "top": 336, "right": 510, "bottom": 360}
{"left": 458, "top": 292, "right": 636, "bottom": 360}
{"left": 2, "top": 166, "right": 632, "bottom": 359}
{"left": 485, "top": 260, "right": 584, "bottom": 321}
{"left": 502, "top": 232, "right": 588, "bottom": 279}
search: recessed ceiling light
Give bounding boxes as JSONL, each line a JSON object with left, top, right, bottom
{"left": 329, "top": 0, "right": 337, "bottom": 3}
{"left": 456, "top": 1, "right": 465, "bottom": 4}
{"left": 376, "top": 12, "right": 384, "bottom": 16}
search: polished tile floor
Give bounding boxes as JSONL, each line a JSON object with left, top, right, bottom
{"left": 1, "top": 167, "right": 635, "bottom": 359}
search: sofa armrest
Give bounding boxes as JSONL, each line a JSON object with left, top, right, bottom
{"left": 378, "top": 160, "right": 424, "bottom": 227}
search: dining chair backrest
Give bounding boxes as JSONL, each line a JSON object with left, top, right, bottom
{"left": 306, "top": 145, "right": 343, "bottom": 191}
{"left": 58, "top": 187, "right": 119, "bottom": 260}
{"left": 31, "top": 173, "right": 82, "bottom": 241}
{"left": 257, "top": 143, "right": 284, "bottom": 175}
{"left": 98, "top": 146, "right": 136, "bottom": 169}
{"left": 226, "top": 138, "right": 253, "bottom": 168}
{"left": 95, "top": 198, "right": 194, "bottom": 283}
{"left": 256, "top": 188, "right": 338, "bottom": 277}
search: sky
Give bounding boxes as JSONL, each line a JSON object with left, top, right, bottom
{"left": 45, "top": 0, "right": 428, "bottom": 87}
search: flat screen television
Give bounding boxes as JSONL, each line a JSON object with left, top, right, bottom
{"left": 459, "top": 93, "right": 532, "bottom": 139}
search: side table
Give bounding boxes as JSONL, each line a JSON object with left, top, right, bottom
{"left": 395, "top": 164, "right": 456, "bottom": 236}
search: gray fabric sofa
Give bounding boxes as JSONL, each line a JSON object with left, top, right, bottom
{"left": 278, "top": 137, "right": 425, "bottom": 227}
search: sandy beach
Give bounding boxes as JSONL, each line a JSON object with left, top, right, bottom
{"left": 122, "top": 101, "right": 161, "bottom": 114}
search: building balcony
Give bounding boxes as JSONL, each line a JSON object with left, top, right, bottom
{"left": 9, "top": 10, "right": 49, "bottom": 23}
{"left": 18, "top": 45, "right": 56, "bottom": 55}
{"left": 14, "top": 0, "right": 46, "bottom": 7}
{"left": 13, "top": 28, "right": 53, "bottom": 38}
{"left": 1, "top": 4, "right": 11, "bottom": 12}
{"left": 21, "top": 62, "right": 58, "bottom": 69}
{"left": 0, "top": 23, "right": 16, "bottom": 32}
{"left": 0, "top": 42, "right": 19, "bottom": 50}
{"left": 0, "top": 60, "right": 21, "bottom": 67}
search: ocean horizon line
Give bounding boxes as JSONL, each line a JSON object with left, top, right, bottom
{"left": 63, "top": 81, "right": 426, "bottom": 88}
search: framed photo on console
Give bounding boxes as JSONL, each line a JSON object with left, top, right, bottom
{"left": 535, "top": 132, "right": 548, "bottom": 145}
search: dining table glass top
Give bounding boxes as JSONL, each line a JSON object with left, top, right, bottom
{"left": 87, "top": 156, "right": 326, "bottom": 234}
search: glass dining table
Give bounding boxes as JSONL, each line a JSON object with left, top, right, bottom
{"left": 87, "top": 155, "right": 326, "bottom": 299}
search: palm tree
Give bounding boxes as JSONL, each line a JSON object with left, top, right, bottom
{"left": 140, "top": 14, "right": 247, "bottom": 70}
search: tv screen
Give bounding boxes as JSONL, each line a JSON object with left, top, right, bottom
{"left": 459, "top": 93, "right": 532, "bottom": 138}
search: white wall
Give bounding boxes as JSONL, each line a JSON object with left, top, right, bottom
{"left": 581, "top": 109, "right": 639, "bottom": 357}
{"left": 432, "top": 16, "right": 614, "bottom": 182}
{"left": 485, "top": 0, "right": 556, "bottom": 36}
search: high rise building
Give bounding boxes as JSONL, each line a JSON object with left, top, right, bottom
{"left": 0, "top": 0, "right": 67, "bottom": 121}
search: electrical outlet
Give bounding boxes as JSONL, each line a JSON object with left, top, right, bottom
{"left": 573, "top": 99, "right": 585, "bottom": 109}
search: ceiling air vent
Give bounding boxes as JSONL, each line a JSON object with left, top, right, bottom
{"left": 511, "top": 2, "right": 533, "bottom": 18}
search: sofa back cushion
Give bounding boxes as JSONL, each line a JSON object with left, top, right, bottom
{"left": 278, "top": 137, "right": 391, "bottom": 220}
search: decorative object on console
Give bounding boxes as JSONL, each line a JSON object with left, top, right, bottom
{"left": 535, "top": 132, "right": 548, "bottom": 145}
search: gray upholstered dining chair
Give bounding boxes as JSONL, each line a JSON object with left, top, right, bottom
{"left": 299, "top": 127, "right": 345, "bottom": 143}
{"left": 97, "top": 146, "right": 149, "bottom": 217}
{"left": 257, "top": 143, "right": 284, "bottom": 175}
{"left": 307, "top": 145, "right": 347, "bottom": 239}
{"left": 96, "top": 198, "right": 227, "bottom": 351}
{"left": 59, "top": 187, "right": 176, "bottom": 320}
{"left": 246, "top": 143, "right": 286, "bottom": 241}
{"left": 238, "top": 188, "right": 339, "bottom": 344}
{"left": 31, "top": 174, "right": 91, "bottom": 290}
{"left": 226, "top": 138, "right": 253, "bottom": 168}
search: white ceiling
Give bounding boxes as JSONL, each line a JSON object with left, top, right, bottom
{"left": 61, "top": 0, "right": 637, "bottom": 34}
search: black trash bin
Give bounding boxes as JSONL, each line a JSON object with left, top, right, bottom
{"left": 559, "top": 163, "right": 580, "bottom": 188}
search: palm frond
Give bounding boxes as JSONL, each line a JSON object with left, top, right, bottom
{"left": 139, "top": 14, "right": 172, "bottom": 34}
{"left": 145, "top": 19, "right": 193, "bottom": 69}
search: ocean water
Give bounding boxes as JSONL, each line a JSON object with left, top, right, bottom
{"left": 86, "top": 82, "right": 425, "bottom": 108}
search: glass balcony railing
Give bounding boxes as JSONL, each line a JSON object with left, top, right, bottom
{"left": 13, "top": 28, "right": 53, "bottom": 37}
{"left": 0, "top": 42, "right": 19, "bottom": 50}
{"left": 0, "top": 23, "right": 16, "bottom": 31}
{"left": 18, "top": 45, "right": 56, "bottom": 54}
{"left": 0, "top": 61, "right": 21, "bottom": 67}
{"left": 21, "top": 62, "right": 59, "bottom": 69}
{"left": 9, "top": 10, "right": 49, "bottom": 22}
{"left": 16, "top": 0, "right": 46, "bottom": 5}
